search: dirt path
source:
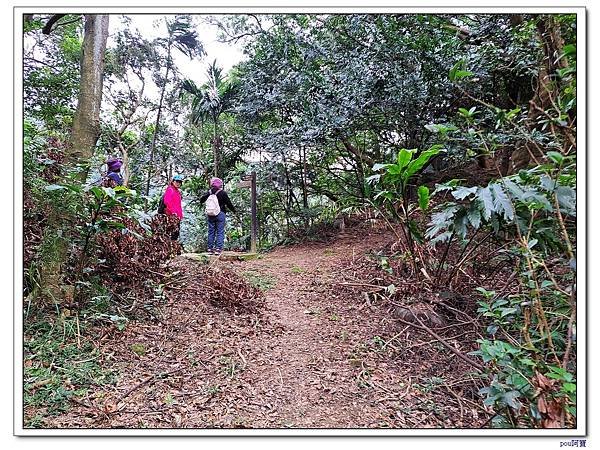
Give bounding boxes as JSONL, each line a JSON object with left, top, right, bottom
{"left": 223, "top": 232, "right": 405, "bottom": 427}
{"left": 44, "top": 227, "right": 485, "bottom": 429}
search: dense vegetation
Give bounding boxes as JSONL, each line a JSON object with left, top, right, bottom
{"left": 22, "top": 13, "right": 577, "bottom": 428}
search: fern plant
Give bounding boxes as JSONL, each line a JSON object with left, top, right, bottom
{"left": 427, "top": 155, "right": 576, "bottom": 427}
{"left": 426, "top": 159, "right": 575, "bottom": 252}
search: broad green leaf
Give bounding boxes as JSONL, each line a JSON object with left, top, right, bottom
{"left": 492, "top": 299, "right": 508, "bottom": 307}
{"left": 449, "top": 60, "right": 473, "bottom": 81}
{"left": 417, "top": 185, "right": 430, "bottom": 211}
{"left": 560, "top": 44, "right": 576, "bottom": 59}
{"left": 454, "top": 69, "right": 473, "bottom": 80}
{"left": 386, "top": 164, "right": 403, "bottom": 176}
{"left": 89, "top": 186, "right": 104, "bottom": 200}
{"left": 403, "top": 145, "right": 445, "bottom": 182}
{"left": 506, "top": 107, "right": 521, "bottom": 120}
{"left": 397, "top": 148, "right": 416, "bottom": 171}
{"left": 519, "top": 358, "right": 536, "bottom": 367}
{"left": 500, "top": 307, "right": 518, "bottom": 318}
{"left": 547, "top": 151, "right": 565, "bottom": 165}
{"left": 508, "top": 373, "right": 530, "bottom": 391}
{"left": 521, "top": 191, "right": 553, "bottom": 211}
{"left": 547, "top": 365, "right": 574, "bottom": 382}
{"left": 64, "top": 184, "right": 83, "bottom": 193}
{"left": 564, "top": 44, "right": 576, "bottom": 55}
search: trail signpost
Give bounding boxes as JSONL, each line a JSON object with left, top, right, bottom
{"left": 237, "top": 171, "right": 258, "bottom": 253}
{"left": 183, "top": 172, "right": 259, "bottom": 262}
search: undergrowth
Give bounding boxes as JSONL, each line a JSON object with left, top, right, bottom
{"left": 23, "top": 308, "right": 118, "bottom": 427}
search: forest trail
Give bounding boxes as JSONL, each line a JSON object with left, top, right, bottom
{"left": 45, "top": 226, "right": 485, "bottom": 429}
{"left": 218, "top": 229, "right": 403, "bottom": 427}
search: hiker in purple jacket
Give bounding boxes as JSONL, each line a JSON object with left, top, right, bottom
{"left": 199, "top": 177, "right": 236, "bottom": 255}
{"left": 103, "top": 157, "right": 124, "bottom": 187}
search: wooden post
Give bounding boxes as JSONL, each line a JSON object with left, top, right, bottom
{"left": 250, "top": 171, "right": 258, "bottom": 253}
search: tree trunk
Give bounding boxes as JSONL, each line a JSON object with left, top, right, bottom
{"left": 145, "top": 43, "right": 172, "bottom": 199}
{"left": 509, "top": 15, "right": 573, "bottom": 173}
{"left": 300, "top": 146, "right": 309, "bottom": 228}
{"left": 212, "top": 114, "right": 220, "bottom": 177}
{"left": 39, "top": 14, "right": 109, "bottom": 305}
{"left": 301, "top": 146, "right": 308, "bottom": 209}
{"left": 528, "top": 16, "right": 568, "bottom": 124}
{"left": 70, "top": 14, "right": 109, "bottom": 181}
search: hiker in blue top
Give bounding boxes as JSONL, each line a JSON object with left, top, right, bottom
{"left": 103, "top": 157, "right": 124, "bottom": 187}
{"left": 199, "top": 177, "right": 236, "bottom": 255}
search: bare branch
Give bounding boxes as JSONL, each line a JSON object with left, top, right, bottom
{"left": 42, "top": 14, "right": 67, "bottom": 34}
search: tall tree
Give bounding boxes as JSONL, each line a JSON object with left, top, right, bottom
{"left": 145, "top": 15, "right": 203, "bottom": 199}
{"left": 37, "top": 14, "right": 109, "bottom": 303}
{"left": 70, "top": 14, "right": 110, "bottom": 181}
{"left": 182, "top": 60, "right": 238, "bottom": 178}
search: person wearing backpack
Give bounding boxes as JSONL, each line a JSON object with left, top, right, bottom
{"left": 199, "top": 177, "right": 236, "bottom": 255}
{"left": 161, "top": 174, "right": 185, "bottom": 240}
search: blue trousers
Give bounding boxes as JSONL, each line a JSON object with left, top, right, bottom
{"left": 207, "top": 212, "right": 226, "bottom": 251}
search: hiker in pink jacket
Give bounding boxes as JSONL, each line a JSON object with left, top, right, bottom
{"left": 163, "top": 174, "right": 184, "bottom": 219}
{"left": 163, "top": 174, "right": 184, "bottom": 239}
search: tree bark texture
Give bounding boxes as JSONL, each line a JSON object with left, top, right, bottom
{"left": 39, "top": 14, "right": 109, "bottom": 305}
{"left": 70, "top": 14, "right": 110, "bottom": 179}
{"left": 509, "top": 15, "right": 573, "bottom": 173}
{"left": 213, "top": 115, "right": 220, "bottom": 178}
